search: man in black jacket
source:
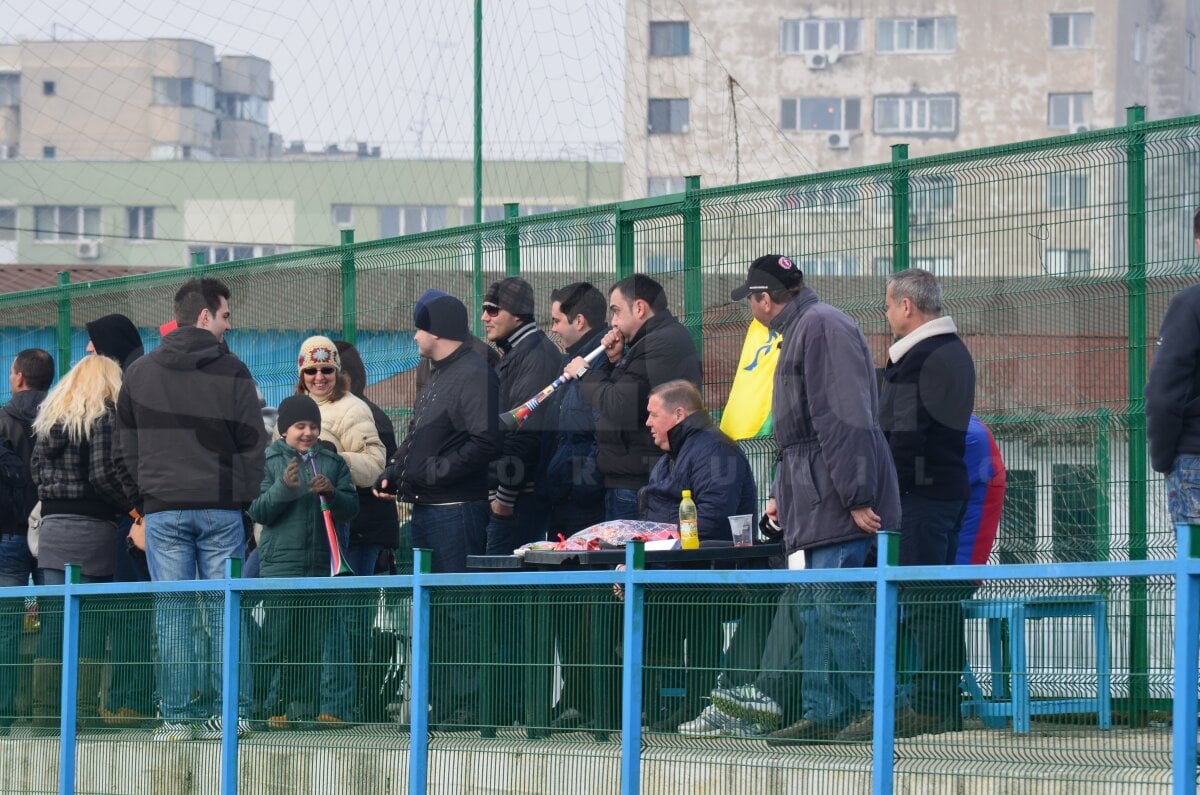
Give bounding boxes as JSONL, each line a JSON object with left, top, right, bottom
{"left": 874, "top": 267, "right": 975, "bottom": 740}
{"left": 0, "top": 348, "right": 53, "bottom": 733}
{"left": 1147, "top": 208, "right": 1200, "bottom": 524}
{"left": 481, "top": 277, "right": 561, "bottom": 554}
{"left": 116, "top": 278, "right": 266, "bottom": 741}
{"left": 564, "top": 274, "right": 702, "bottom": 520}
{"left": 376, "top": 290, "right": 498, "bottom": 728}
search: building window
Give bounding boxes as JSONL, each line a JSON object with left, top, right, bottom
{"left": 332, "top": 205, "right": 353, "bottom": 227}
{"left": 780, "top": 186, "right": 862, "bottom": 212}
{"left": 649, "top": 21, "right": 689, "bottom": 56}
{"left": 1046, "top": 173, "right": 1089, "bottom": 210}
{"left": 378, "top": 205, "right": 448, "bottom": 238}
{"left": 1046, "top": 248, "right": 1091, "bottom": 275}
{"left": 796, "top": 256, "right": 859, "bottom": 276}
{"left": 150, "top": 143, "right": 211, "bottom": 160}
{"left": 0, "top": 74, "right": 18, "bottom": 107}
{"left": 459, "top": 205, "right": 506, "bottom": 225}
{"left": 876, "top": 17, "right": 956, "bottom": 53}
{"left": 647, "top": 176, "right": 687, "bottom": 196}
{"left": 648, "top": 98, "right": 689, "bottom": 134}
{"left": 1048, "top": 93, "right": 1093, "bottom": 130}
{"left": 42, "top": 81, "right": 55, "bottom": 96}
{"left": 780, "top": 97, "right": 861, "bottom": 131}
{"left": 33, "top": 206, "right": 100, "bottom": 241}
{"left": 874, "top": 256, "right": 953, "bottom": 275}
{"left": 127, "top": 207, "right": 155, "bottom": 240}
{"left": 1049, "top": 13, "right": 1093, "bottom": 49}
{"left": 1134, "top": 25, "right": 1143, "bottom": 62}
{"left": 0, "top": 208, "right": 15, "bottom": 241}
{"left": 215, "top": 92, "right": 268, "bottom": 124}
{"left": 187, "top": 244, "right": 289, "bottom": 266}
{"left": 152, "top": 77, "right": 216, "bottom": 111}
{"left": 911, "top": 175, "right": 955, "bottom": 217}
{"left": 780, "top": 18, "right": 862, "bottom": 54}
{"left": 42, "top": 146, "right": 55, "bottom": 160}
{"left": 874, "top": 95, "right": 957, "bottom": 134}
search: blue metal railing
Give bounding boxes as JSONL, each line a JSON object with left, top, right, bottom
{"left": 19, "top": 524, "right": 1200, "bottom": 795}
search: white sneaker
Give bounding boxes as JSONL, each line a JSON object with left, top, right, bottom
{"left": 678, "top": 704, "right": 767, "bottom": 738}
{"left": 194, "top": 716, "right": 252, "bottom": 740}
{"left": 710, "top": 684, "right": 783, "bottom": 728}
{"left": 151, "top": 721, "right": 196, "bottom": 742}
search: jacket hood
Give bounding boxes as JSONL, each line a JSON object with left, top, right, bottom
{"left": 86, "top": 314, "right": 144, "bottom": 372}
{"left": 666, "top": 410, "right": 715, "bottom": 459}
{"left": 154, "top": 326, "right": 228, "bottom": 371}
{"left": 3, "top": 389, "right": 47, "bottom": 426}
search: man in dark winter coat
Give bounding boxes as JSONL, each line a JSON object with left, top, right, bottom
{"left": 873, "top": 267, "right": 975, "bottom": 740}
{"left": 481, "top": 277, "right": 562, "bottom": 554}
{"left": 564, "top": 274, "right": 702, "bottom": 521}
{"left": 0, "top": 348, "right": 53, "bottom": 732}
{"left": 375, "top": 290, "right": 498, "bottom": 728}
{"left": 1147, "top": 208, "right": 1200, "bottom": 523}
{"left": 642, "top": 379, "right": 757, "bottom": 539}
{"left": 721, "top": 254, "right": 900, "bottom": 745}
{"left": 540, "top": 282, "right": 608, "bottom": 538}
{"left": 116, "top": 278, "right": 266, "bottom": 740}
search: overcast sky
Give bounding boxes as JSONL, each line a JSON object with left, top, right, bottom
{"left": 0, "top": 0, "right": 626, "bottom": 160}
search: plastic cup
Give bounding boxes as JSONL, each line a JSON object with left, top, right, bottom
{"left": 728, "top": 514, "right": 754, "bottom": 547}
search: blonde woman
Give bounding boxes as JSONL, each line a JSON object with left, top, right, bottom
{"left": 28, "top": 354, "right": 139, "bottom": 730}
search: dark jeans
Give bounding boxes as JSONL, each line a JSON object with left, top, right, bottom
{"left": 320, "top": 543, "right": 385, "bottom": 721}
{"left": 258, "top": 596, "right": 332, "bottom": 722}
{"left": 0, "top": 534, "right": 38, "bottom": 728}
{"left": 485, "top": 493, "right": 548, "bottom": 555}
{"left": 105, "top": 517, "right": 154, "bottom": 715}
{"left": 411, "top": 501, "right": 487, "bottom": 720}
{"left": 604, "top": 488, "right": 639, "bottom": 522}
{"left": 749, "top": 587, "right": 806, "bottom": 720}
{"left": 899, "top": 493, "right": 968, "bottom": 720}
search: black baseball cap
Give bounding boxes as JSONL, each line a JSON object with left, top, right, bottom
{"left": 730, "top": 254, "right": 804, "bottom": 300}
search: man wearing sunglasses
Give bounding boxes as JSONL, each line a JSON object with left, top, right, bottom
{"left": 480, "top": 277, "right": 561, "bottom": 554}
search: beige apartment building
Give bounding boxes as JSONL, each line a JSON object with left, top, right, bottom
{"left": 626, "top": 0, "right": 1200, "bottom": 195}
{"left": 625, "top": 0, "right": 1200, "bottom": 279}
{"left": 0, "top": 38, "right": 272, "bottom": 161}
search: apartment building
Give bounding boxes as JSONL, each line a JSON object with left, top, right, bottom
{"left": 0, "top": 38, "right": 272, "bottom": 161}
{"left": 627, "top": 1, "right": 1200, "bottom": 190}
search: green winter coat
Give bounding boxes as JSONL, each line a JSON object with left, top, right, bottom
{"left": 249, "top": 438, "right": 358, "bottom": 578}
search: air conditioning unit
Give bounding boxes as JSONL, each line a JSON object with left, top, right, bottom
{"left": 1074, "top": 124, "right": 1090, "bottom": 133}
{"left": 76, "top": 240, "right": 101, "bottom": 259}
{"left": 806, "top": 52, "right": 830, "bottom": 70}
{"left": 828, "top": 131, "right": 851, "bottom": 150}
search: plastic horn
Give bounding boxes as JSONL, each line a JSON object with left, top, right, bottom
{"left": 500, "top": 343, "right": 607, "bottom": 430}
{"left": 305, "top": 453, "right": 354, "bottom": 577}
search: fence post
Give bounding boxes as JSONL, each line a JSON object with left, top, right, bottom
{"left": 56, "top": 272, "right": 70, "bottom": 377}
{"left": 615, "top": 207, "right": 635, "bottom": 281}
{"left": 619, "top": 541, "right": 645, "bottom": 795}
{"left": 58, "top": 564, "right": 81, "bottom": 795}
{"left": 1125, "top": 104, "right": 1150, "bottom": 724}
{"left": 683, "top": 175, "right": 703, "bottom": 360}
{"left": 504, "top": 203, "right": 520, "bottom": 276}
{"left": 408, "top": 548, "right": 433, "bottom": 795}
{"left": 340, "top": 229, "right": 357, "bottom": 345}
{"left": 872, "top": 532, "right": 899, "bottom": 795}
{"left": 1172, "top": 523, "right": 1200, "bottom": 793}
{"left": 220, "top": 557, "right": 242, "bottom": 795}
{"left": 890, "top": 145, "right": 909, "bottom": 273}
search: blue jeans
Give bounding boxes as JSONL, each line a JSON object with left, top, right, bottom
{"left": 485, "top": 493, "right": 549, "bottom": 555}
{"left": 0, "top": 534, "right": 38, "bottom": 728}
{"left": 605, "top": 488, "right": 640, "bottom": 522}
{"left": 801, "top": 535, "right": 875, "bottom": 725}
{"left": 412, "top": 501, "right": 487, "bottom": 719}
{"left": 1167, "top": 454, "right": 1200, "bottom": 524}
{"left": 145, "top": 509, "right": 251, "bottom": 721}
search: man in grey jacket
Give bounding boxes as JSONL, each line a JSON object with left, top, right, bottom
{"left": 719, "top": 254, "right": 901, "bottom": 744}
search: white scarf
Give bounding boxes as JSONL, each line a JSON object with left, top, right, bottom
{"left": 888, "top": 315, "right": 958, "bottom": 364}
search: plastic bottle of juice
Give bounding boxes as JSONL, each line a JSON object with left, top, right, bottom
{"left": 679, "top": 489, "right": 699, "bottom": 550}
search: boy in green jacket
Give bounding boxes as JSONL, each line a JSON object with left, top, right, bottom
{"left": 249, "top": 394, "right": 357, "bottom": 729}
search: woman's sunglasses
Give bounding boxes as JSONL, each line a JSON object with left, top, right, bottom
{"left": 302, "top": 367, "right": 336, "bottom": 376}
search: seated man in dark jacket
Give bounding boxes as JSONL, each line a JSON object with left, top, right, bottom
{"left": 640, "top": 379, "right": 758, "bottom": 731}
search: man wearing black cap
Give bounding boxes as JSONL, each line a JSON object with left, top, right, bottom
{"left": 480, "top": 277, "right": 561, "bottom": 553}
{"left": 725, "top": 254, "right": 900, "bottom": 745}
{"left": 563, "top": 273, "right": 701, "bottom": 520}
{"left": 375, "top": 290, "right": 498, "bottom": 729}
